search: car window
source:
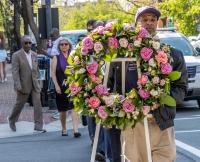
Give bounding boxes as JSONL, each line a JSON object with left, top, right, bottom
{"left": 160, "top": 37, "right": 194, "bottom": 56}
{"left": 62, "top": 33, "right": 81, "bottom": 46}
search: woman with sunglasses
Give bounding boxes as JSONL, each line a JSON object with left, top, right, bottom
{"left": 51, "top": 37, "right": 81, "bottom": 137}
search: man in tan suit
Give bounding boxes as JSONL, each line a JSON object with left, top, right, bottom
{"left": 8, "top": 35, "right": 46, "bottom": 133}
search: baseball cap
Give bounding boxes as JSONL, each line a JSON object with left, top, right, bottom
{"left": 135, "top": 6, "right": 161, "bottom": 23}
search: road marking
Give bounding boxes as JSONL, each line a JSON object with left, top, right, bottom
{"left": 176, "top": 130, "right": 200, "bottom": 133}
{"left": 175, "top": 140, "right": 200, "bottom": 158}
{"left": 192, "top": 115, "right": 200, "bottom": 117}
{"left": 175, "top": 117, "right": 200, "bottom": 120}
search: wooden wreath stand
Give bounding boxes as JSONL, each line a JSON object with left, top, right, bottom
{"left": 90, "top": 58, "right": 152, "bottom": 162}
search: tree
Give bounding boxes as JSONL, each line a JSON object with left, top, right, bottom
{"left": 61, "top": 0, "right": 135, "bottom": 30}
{"left": 159, "top": 0, "right": 200, "bottom": 36}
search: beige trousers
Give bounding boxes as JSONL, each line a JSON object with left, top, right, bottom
{"left": 9, "top": 90, "right": 43, "bottom": 130}
{"left": 121, "top": 118, "right": 176, "bottom": 162}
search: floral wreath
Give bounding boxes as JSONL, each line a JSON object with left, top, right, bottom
{"left": 66, "top": 21, "right": 181, "bottom": 129}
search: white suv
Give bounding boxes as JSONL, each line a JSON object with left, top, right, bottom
{"left": 157, "top": 29, "right": 200, "bottom": 107}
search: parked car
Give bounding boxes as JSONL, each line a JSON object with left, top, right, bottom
{"left": 157, "top": 29, "right": 200, "bottom": 107}
{"left": 60, "top": 29, "right": 87, "bottom": 49}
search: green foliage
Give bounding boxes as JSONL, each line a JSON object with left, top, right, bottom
{"left": 159, "top": 0, "right": 200, "bottom": 36}
{"left": 168, "top": 71, "right": 181, "bottom": 81}
{"left": 60, "top": 0, "right": 134, "bottom": 30}
{"left": 160, "top": 94, "right": 176, "bottom": 107}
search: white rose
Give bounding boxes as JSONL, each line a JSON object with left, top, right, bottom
{"left": 119, "top": 38, "right": 128, "bottom": 48}
{"left": 150, "top": 89, "right": 159, "bottom": 96}
{"left": 76, "top": 68, "right": 86, "bottom": 74}
{"left": 94, "top": 42, "right": 103, "bottom": 54}
{"left": 73, "top": 56, "right": 80, "bottom": 65}
{"left": 103, "top": 96, "right": 115, "bottom": 106}
{"left": 148, "top": 58, "right": 156, "bottom": 67}
{"left": 134, "top": 40, "right": 141, "bottom": 47}
{"left": 152, "top": 41, "right": 160, "bottom": 50}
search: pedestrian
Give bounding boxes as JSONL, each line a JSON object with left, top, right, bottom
{"left": 51, "top": 37, "right": 81, "bottom": 137}
{"left": 0, "top": 34, "right": 7, "bottom": 83}
{"left": 8, "top": 35, "right": 46, "bottom": 133}
{"left": 108, "top": 6, "right": 188, "bottom": 162}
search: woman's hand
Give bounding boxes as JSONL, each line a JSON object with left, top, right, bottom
{"left": 55, "top": 85, "right": 61, "bottom": 94}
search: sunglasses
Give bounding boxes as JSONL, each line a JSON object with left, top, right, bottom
{"left": 60, "top": 43, "right": 69, "bottom": 46}
{"left": 24, "top": 42, "right": 32, "bottom": 45}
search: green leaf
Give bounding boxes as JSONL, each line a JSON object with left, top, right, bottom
{"left": 67, "top": 56, "right": 73, "bottom": 65}
{"left": 104, "top": 54, "right": 112, "bottom": 62}
{"left": 65, "top": 67, "right": 72, "bottom": 75}
{"left": 74, "top": 106, "right": 81, "bottom": 112}
{"left": 160, "top": 94, "right": 176, "bottom": 107}
{"left": 112, "top": 53, "right": 117, "bottom": 59}
{"left": 168, "top": 71, "right": 181, "bottom": 81}
{"left": 118, "top": 110, "right": 125, "bottom": 117}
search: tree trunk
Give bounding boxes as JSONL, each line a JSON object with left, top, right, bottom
{"left": 22, "top": 0, "right": 29, "bottom": 35}
{"left": 24, "top": 0, "right": 40, "bottom": 48}
{"left": 13, "top": 0, "right": 21, "bottom": 49}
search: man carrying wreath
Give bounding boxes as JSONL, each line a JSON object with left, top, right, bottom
{"left": 107, "top": 6, "right": 188, "bottom": 162}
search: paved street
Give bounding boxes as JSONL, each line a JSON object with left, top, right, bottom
{"left": 0, "top": 64, "right": 200, "bottom": 162}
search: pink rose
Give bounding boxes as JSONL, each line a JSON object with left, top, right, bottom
{"left": 142, "top": 106, "right": 150, "bottom": 115}
{"left": 70, "top": 83, "right": 82, "bottom": 95}
{"left": 81, "top": 47, "right": 89, "bottom": 55}
{"left": 89, "top": 96, "right": 101, "bottom": 108}
{"left": 95, "top": 77, "right": 102, "bottom": 84}
{"left": 152, "top": 76, "right": 160, "bottom": 84}
{"left": 92, "top": 26, "right": 104, "bottom": 35}
{"left": 82, "top": 36, "right": 94, "bottom": 50}
{"left": 138, "top": 27, "right": 149, "bottom": 38}
{"left": 137, "top": 75, "right": 148, "bottom": 85}
{"left": 119, "top": 38, "right": 128, "bottom": 48}
{"left": 128, "top": 43, "right": 134, "bottom": 51}
{"left": 140, "top": 47, "right": 153, "bottom": 61}
{"left": 160, "top": 63, "right": 172, "bottom": 75}
{"left": 122, "top": 99, "right": 135, "bottom": 112}
{"left": 90, "top": 74, "right": 97, "bottom": 82}
{"left": 98, "top": 106, "right": 108, "bottom": 119}
{"left": 104, "top": 21, "right": 115, "bottom": 31}
{"left": 108, "top": 37, "right": 119, "bottom": 49}
{"left": 155, "top": 51, "right": 168, "bottom": 64}
{"left": 160, "top": 79, "right": 166, "bottom": 86}
{"left": 89, "top": 74, "right": 102, "bottom": 84}
{"left": 95, "top": 84, "right": 108, "bottom": 96}
{"left": 86, "top": 61, "right": 99, "bottom": 74}
{"left": 138, "top": 89, "right": 150, "bottom": 99}
{"left": 94, "top": 42, "right": 103, "bottom": 54}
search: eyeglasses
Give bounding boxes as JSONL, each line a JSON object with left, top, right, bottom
{"left": 24, "top": 42, "right": 32, "bottom": 45}
{"left": 60, "top": 43, "right": 69, "bottom": 46}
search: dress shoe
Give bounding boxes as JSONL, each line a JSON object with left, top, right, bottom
{"left": 95, "top": 152, "right": 106, "bottom": 162}
{"left": 7, "top": 117, "right": 16, "bottom": 132}
{"left": 34, "top": 128, "right": 47, "bottom": 133}
{"left": 62, "top": 130, "right": 68, "bottom": 136}
{"left": 74, "top": 132, "right": 81, "bottom": 138}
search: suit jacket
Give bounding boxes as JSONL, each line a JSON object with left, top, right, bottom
{"left": 12, "top": 48, "right": 41, "bottom": 94}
